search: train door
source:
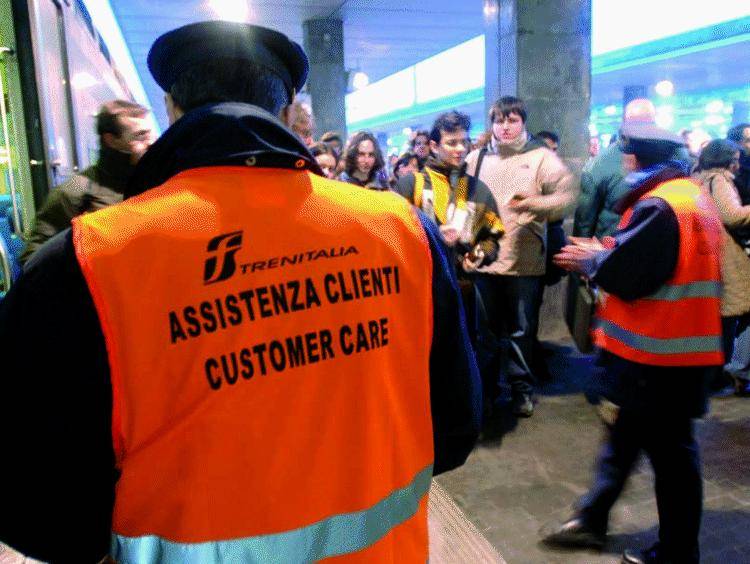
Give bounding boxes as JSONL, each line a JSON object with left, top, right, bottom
{"left": 27, "top": 0, "right": 78, "bottom": 188}
{"left": 1, "top": 49, "right": 21, "bottom": 226}
{"left": 0, "top": 49, "right": 15, "bottom": 293}
{"left": 0, "top": 0, "right": 34, "bottom": 295}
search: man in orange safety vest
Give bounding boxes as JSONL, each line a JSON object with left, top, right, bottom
{"left": 0, "top": 21, "right": 481, "bottom": 563}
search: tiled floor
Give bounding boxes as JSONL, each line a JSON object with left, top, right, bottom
{"left": 437, "top": 293, "right": 749, "bottom": 564}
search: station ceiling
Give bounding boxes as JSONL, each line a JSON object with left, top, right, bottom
{"left": 108, "top": 1, "right": 749, "bottom": 132}
{"left": 108, "top": 0, "right": 486, "bottom": 128}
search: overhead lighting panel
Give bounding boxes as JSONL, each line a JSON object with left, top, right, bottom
{"left": 207, "top": 0, "right": 250, "bottom": 23}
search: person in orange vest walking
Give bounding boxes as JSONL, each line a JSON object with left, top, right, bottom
{"left": 543, "top": 123, "right": 723, "bottom": 564}
{"left": 0, "top": 22, "right": 481, "bottom": 563}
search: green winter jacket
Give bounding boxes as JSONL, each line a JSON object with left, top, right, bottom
{"left": 573, "top": 143, "right": 629, "bottom": 238}
{"left": 21, "top": 148, "right": 133, "bottom": 264}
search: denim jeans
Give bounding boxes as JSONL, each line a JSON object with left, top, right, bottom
{"left": 474, "top": 274, "right": 542, "bottom": 397}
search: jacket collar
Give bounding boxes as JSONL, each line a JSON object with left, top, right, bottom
{"left": 614, "top": 160, "right": 691, "bottom": 214}
{"left": 424, "top": 155, "right": 457, "bottom": 178}
{"left": 126, "top": 102, "right": 321, "bottom": 198}
{"left": 339, "top": 170, "right": 387, "bottom": 190}
{"left": 696, "top": 167, "right": 735, "bottom": 183}
{"left": 487, "top": 131, "right": 546, "bottom": 157}
{"left": 89, "top": 146, "right": 135, "bottom": 193}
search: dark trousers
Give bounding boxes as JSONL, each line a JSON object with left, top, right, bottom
{"left": 722, "top": 313, "right": 750, "bottom": 380}
{"left": 475, "top": 274, "right": 542, "bottom": 398}
{"left": 577, "top": 408, "right": 702, "bottom": 563}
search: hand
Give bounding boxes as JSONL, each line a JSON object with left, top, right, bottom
{"left": 439, "top": 225, "right": 460, "bottom": 247}
{"left": 462, "top": 248, "right": 485, "bottom": 272}
{"left": 567, "top": 236, "right": 605, "bottom": 252}
{"left": 553, "top": 243, "right": 600, "bottom": 275}
{"left": 507, "top": 193, "right": 535, "bottom": 212}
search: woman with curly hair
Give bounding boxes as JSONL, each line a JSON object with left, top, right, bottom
{"left": 339, "top": 131, "right": 388, "bottom": 190}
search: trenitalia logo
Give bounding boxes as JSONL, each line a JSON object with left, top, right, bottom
{"left": 203, "top": 231, "right": 243, "bottom": 284}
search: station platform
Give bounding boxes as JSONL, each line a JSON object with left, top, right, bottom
{"left": 436, "top": 298, "right": 750, "bottom": 564}
{"left": 429, "top": 480, "right": 504, "bottom": 563}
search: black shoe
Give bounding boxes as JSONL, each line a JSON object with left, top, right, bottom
{"left": 512, "top": 393, "right": 534, "bottom": 417}
{"left": 621, "top": 544, "right": 662, "bottom": 564}
{"left": 734, "top": 376, "right": 750, "bottom": 396}
{"left": 540, "top": 517, "right": 606, "bottom": 549}
{"left": 709, "top": 368, "right": 733, "bottom": 392}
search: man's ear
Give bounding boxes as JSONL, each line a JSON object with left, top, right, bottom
{"left": 164, "top": 93, "right": 184, "bottom": 124}
{"left": 622, "top": 153, "right": 638, "bottom": 173}
{"left": 429, "top": 139, "right": 439, "bottom": 153}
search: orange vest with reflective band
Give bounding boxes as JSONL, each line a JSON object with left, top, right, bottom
{"left": 593, "top": 178, "right": 723, "bottom": 366}
{"left": 72, "top": 167, "right": 435, "bottom": 563}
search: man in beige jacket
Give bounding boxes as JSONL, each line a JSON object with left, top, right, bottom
{"left": 466, "top": 96, "right": 576, "bottom": 416}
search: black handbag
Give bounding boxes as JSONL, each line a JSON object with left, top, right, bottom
{"left": 565, "top": 273, "right": 596, "bottom": 353}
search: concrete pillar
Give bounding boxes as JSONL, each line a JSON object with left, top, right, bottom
{"left": 302, "top": 18, "right": 347, "bottom": 139}
{"left": 484, "top": 0, "right": 591, "bottom": 167}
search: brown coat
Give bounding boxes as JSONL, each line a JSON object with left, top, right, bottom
{"left": 695, "top": 169, "right": 750, "bottom": 317}
{"left": 465, "top": 139, "right": 577, "bottom": 275}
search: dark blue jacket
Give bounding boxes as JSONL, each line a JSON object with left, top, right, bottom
{"left": 0, "top": 103, "right": 481, "bottom": 563}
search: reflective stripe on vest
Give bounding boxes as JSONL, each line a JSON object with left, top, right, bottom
{"left": 594, "top": 178, "right": 723, "bottom": 366}
{"left": 111, "top": 464, "right": 432, "bottom": 563}
{"left": 72, "top": 167, "right": 435, "bottom": 561}
{"left": 597, "top": 319, "right": 723, "bottom": 355}
{"left": 642, "top": 281, "right": 722, "bottom": 302}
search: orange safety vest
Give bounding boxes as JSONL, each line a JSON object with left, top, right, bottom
{"left": 72, "top": 167, "right": 435, "bottom": 562}
{"left": 593, "top": 178, "right": 723, "bottom": 366}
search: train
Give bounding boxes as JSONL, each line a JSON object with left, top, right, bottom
{"left": 0, "top": 0, "right": 137, "bottom": 296}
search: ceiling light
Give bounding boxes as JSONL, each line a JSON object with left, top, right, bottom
{"left": 483, "top": 0, "right": 499, "bottom": 18}
{"left": 654, "top": 80, "right": 674, "bottom": 97}
{"left": 352, "top": 71, "right": 369, "bottom": 90}
{"left": 207, "top": 0, "right": 250, "bottom": 23}
{"left": 705, "top": 100, "right": 724, "bottom": 114}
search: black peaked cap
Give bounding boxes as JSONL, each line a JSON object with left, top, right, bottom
{"left": 148, "top": 21, "right": 308, "bottom": 97}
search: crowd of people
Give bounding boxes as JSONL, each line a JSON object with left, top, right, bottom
{"left": 280, "top": 95, "right": 750, "bottom": 564}
{"left": 282, "top": 97, "right": 580, "bottom": 416}
{"left": 283, "top": 96, "right": 750, "bottom": 410}
{"left": 1, "top": 17, "right": 749, "bottom": 564}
